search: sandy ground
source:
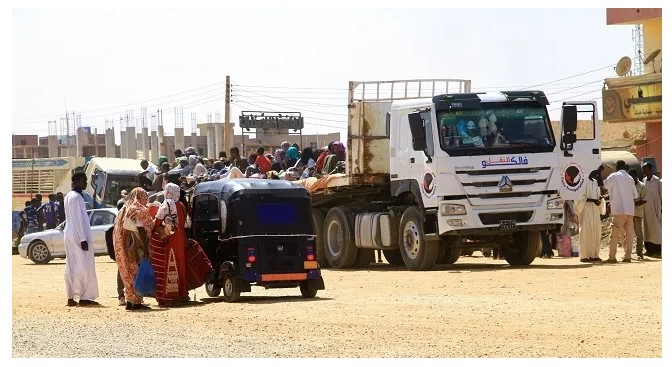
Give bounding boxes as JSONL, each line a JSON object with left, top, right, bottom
{"left": 12, "top": 247, "right": 661, "bottom": 358}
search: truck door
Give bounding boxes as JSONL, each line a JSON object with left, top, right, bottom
{"left": 407, "top": 109, "right": 439, "bottom": 209}
{"left": 557, "top": 101, "right": 602, "bottom": 200}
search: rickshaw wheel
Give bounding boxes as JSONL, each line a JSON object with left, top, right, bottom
{"left": 222, "top": 273, "right": 241, "bottom": 302}
{"left": 299, "top": 284, "right": 318, "bottom": 298}
{"left": 205, "top": 283, "right": 222, "bottom": 297}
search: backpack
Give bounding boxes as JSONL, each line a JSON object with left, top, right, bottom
{"left": 105, "top": 225, "right": 116, "bottom": 261}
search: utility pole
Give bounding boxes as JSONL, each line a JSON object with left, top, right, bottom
{"left": 225, "top": 75, "right": 231, "bottom": 152}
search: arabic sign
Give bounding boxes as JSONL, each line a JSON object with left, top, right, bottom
{"left": 481, "top": 156, "right": 529, "bottom": 169}
{"left": 602, "top": 82, "right": 662, "bottom": 123}
{"left": 12, "top": 158, "right": 69, "bottom": 169}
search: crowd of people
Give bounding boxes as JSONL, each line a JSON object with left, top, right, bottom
{"left": 552, "top": 160, "right": 662, "bottom": 263}
{"left": 62, "top": 171, "right": 210, "bottom": 311}
{"left": 14, "top": 193, "right": 67, "bottom": 245}
{"left": 147, "top": 141, "right": 347, "bottom": 187}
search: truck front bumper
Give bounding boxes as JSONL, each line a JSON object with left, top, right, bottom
{"left": 436, "top": 199, "right": 564, "bottom": 236}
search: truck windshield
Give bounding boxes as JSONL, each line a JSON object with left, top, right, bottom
{"left": 437, "top": 103, "right": 555, "bottom": 156}
{"left": 104, "top": 174, "right": 139, "bottom": 206}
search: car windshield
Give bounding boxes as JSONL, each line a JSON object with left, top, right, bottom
{"left": 437, "top": 103, "right": 555, "bottom": 156}
{"left": 104, "top": 175, "right": 139, "bottom": 205}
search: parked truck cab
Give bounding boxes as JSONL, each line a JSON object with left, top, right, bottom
{"left": 311, "top": 80, "right": 602, "bottom": 271}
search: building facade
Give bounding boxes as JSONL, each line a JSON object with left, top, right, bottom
{"left": 603, "top": 8, "right": 662, "bottom": 175}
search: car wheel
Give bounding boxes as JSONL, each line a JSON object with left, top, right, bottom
{"left": 222, "top": 273, "right": 241, "bottom": 303}
{"left": 28, "top": 240, "right": 51, "bottom": 264}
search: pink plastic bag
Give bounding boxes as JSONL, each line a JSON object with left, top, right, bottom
{"left": 556, "top": 234, "right": 573, "bottom": 257}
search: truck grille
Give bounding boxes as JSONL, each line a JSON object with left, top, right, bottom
{"left": 478, "top": 211, "right": 534, "bottom": 225}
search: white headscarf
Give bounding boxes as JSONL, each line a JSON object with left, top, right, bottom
{"left": 156, "top": 183, "right": 180, "bottom": 220}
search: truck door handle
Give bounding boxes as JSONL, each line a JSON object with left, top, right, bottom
{"left": 592, "top": 148, "right": 600, "bottom": 154}
{"left": 410, "top": 158, "right": 415, "bottom": 163}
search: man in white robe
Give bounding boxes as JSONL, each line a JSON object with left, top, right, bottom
{"left": 642, "top": 163, "right": 662, "bottom": 257}
{"left": 575, "top": 170, "right": 604, "bottom": 262}
{"left": 602, "top": 161, "right": 639, "bottom": 263}
{"left": 629, "top": 169, "right": 647, "bottom": 260}
{"left": 63, "top": 172, "right": 99, "bottom": 306}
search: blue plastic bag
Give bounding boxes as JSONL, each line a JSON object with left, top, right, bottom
{"left": 134, "top": 258, "right": 156, "bottom": 297}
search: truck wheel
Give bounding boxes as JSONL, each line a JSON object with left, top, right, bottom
{"left": 504, "top": 231, "right": 541, "bottom": 266}
{"left": 222, "top": 273, "right": 241, "bottom": 303}
{"left": 354, "top": 249, "right": 374, "bottom": 268}
{"left": 312, "top": 209, "right": 330, "bottom": 268}
{"left": 399, "top": 207, "right": 439, "bottom": 271}
{"left": 324, "top": 207, "right": 358, "bottom": 269}
{"left": 383, "top": 250, "right": 405, "bottom": 266}
{"left": 441, "top": 247, "right": 462, "bottom": 264}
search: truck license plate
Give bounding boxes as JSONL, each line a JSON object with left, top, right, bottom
{"left": 499, "top": 220, "right": 516, "bottom": 230}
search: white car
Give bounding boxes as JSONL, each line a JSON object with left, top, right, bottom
{"left": 18, "top": 208, "right": 118, "bottom": 264}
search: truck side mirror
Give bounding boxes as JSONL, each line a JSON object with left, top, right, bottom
{"left": 561, "top": 105, "right": 578, "bottom": 156}
{"left": 408, "top": 113, "right": 427, "bottom": 151}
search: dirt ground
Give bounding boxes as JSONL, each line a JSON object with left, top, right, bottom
{"left": 12, "top": 246, "right": 661, "bottom": 358}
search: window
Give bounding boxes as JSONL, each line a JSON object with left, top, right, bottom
{"left": 93, "top": 169, "right": 105, "bottom": 198}
{"left": 90, "top": 211, "right": 116, "bottom": 226}
{"left": 20, "top": 140, "right": 26, "bottom": 145}
{"left": 436, "top": 103, "right": 555, "bottom": 156}
{"left": 575, "top": 105, "right": 596, "bottom": 140}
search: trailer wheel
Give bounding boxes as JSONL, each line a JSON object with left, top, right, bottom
{"left": 354, "top": 249, "right": 374, "bottom": 268}
{"left": 312, "top": 209, "right": 330, "bottom": 268}
{"left": 383, "top": 250, "right": 405, "bottom": 266}
{"left": 504, "top": 231, "right": 541, "bottom": 266}
{"left": 461, "top": 249, "right": 474, "bottom": 257}
{"left": 399, "top": 206, "right": 439, "bottom": 271}
{"left": 324, "top": 207, "right": 358, "bottom": 269}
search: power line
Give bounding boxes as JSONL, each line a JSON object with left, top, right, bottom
{"left": 13, "top": 89, "right": 225, "bottom": 125}
{"left": 233, "top": 95, "right": 347, "bottom": 116}
{"left": 549, "top": 88, "right": 605, "bottom": 104}
{"left": 232, "top": 84, "right": 347, "bottom": 91}
{"left": 231, "top": 88, "right": 343, "bottom": 107}
{"left": 516, "top": 64, "right": 616, "bottom": 90}
{"left": 12, "top": 81, "right": 226, "bottom": 119}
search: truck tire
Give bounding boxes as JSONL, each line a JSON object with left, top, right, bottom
{"left": 441, "top": 247, "right": 462, "bottom": 264}
{"left": 399, "top": 206, "right": 439, "bottom": 271}
{"left": 324, "top": 207, "right": 358, "bottom": 269}
{"left": 504, "top": 231, "right": 541, "bottom": 266}
{"left": 354, "top": 249, "right": 374, "bottom": 268}
{"left": 312, "top": 209, "right": 330, "bottom": 268}
{"left": 383, "top": 250, "right": 405, "bottom": 266}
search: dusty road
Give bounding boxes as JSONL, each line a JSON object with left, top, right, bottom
{"left": 12, "top": 247, "right": 661, "bottom": 358}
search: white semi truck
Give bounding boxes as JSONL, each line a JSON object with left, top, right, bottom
{"left": 310, "top": 79, "right": 602, "bottom": 271}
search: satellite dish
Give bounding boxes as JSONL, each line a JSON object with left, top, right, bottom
{"left": 643, "top": 49, "right": 661, "bottom": 64}
{"left": 615, "top": 56, "right": 632, "bottom": 76}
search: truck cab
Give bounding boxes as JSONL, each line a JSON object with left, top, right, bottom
{"left": 388, "top": 90, "right": 601, "bottom": 268}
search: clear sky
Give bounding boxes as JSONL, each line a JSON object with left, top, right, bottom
{"left": 12, "top": 8, "right": 634, "bottom": 143}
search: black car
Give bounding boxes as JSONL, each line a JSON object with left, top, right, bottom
{"left": 190, "top": 179, "right": 325, "bottom": 302}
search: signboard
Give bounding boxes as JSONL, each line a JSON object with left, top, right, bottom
{"left": 239, "top": 111, "right": 304, "bottom": 130}
{"left": 602, "top": 82, "right": 662, "bottom": 123}
{"left": 12, "top": 158, "right": 70, "bottom": 169}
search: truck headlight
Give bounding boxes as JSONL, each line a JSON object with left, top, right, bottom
{"left": 547, "top": 198, "right": 564, "bottom": 210}
{"left": 441, "top": 204, "right": 466, "bottom": 216}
